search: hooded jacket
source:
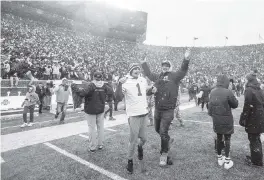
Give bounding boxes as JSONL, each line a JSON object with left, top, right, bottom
{"left": 71, "top": 80, "right": 113, "bottom": 115}
{"left": 240, "top": 79, "right": 264, "bottom": 133}
{"left": 24, "top": 85, "right": 39, "bottom": 107}
{"left": 142, "top": 59, "right": 189, "bottom": 110}
{"left": 208, "top": 75, "right": 238, "bottom": 134}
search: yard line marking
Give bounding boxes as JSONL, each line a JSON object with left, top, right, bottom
{"left": 106, "top": 128, "right": 117, "bottom": 132}
{"left": 184, "top": 120, "right": 241, "bottom": 127}
{"left": 79, "top": 134, "right": 89, "bottom": 139}
{"left": 1, "top": 157, "right": 5, "bottom": 164}
{"left": 44, "top": 142, "right": 127, "bottom": 180}
{"left": 1, "top": 116, "right": 82, "bottom": 130}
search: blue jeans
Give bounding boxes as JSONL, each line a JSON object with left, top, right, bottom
{"left": 154, "top": 109, "right": 174, "bottom": 153}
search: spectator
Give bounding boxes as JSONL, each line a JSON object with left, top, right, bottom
{"left": 240, "top": 73, "right": 264, "bottom": 167}
{"left": 208, "top": 74, "right": 238, "bottom": 170}
{"left": 36, "top": 82, "right": 46, "bottom": 114}
{"left": 71, "top": 72, "right": 114, "bottom": 152}
{"left": 53, "top": 78, "right": 71, "bottom": 124}
{"left": 52, "top": 62, "right": 60, "bottom": 80}
{"left": 21, "top": 85, "right": 39, "bottom": 127}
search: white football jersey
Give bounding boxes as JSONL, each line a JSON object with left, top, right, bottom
{"left": 122, "top": 76, "right": 148, "bottom": 117}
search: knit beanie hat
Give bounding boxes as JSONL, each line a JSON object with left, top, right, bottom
{"left": 161, "top": 60, "right": 171, "bottom": 67}
{"left": 128, "top": 63, "right": 141, "bottom": 75}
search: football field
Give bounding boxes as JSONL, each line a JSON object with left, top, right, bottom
{"left": 1, "top": 95, "right": 263, "bottom": 180}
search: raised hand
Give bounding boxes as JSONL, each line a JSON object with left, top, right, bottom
{"left": 140, "top": 52, "right": 147, "bottom": 63}
{"left": 184, "top": 48, "right": 191, "bottom": 60}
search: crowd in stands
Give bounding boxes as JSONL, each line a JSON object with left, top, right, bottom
{"left": 1, "top": 13, "right": 264, "bottom": 87}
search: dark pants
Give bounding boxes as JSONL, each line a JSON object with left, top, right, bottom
{"left": 105, "top": 101, "right": 113, "bottom": 117}
{"left": 248, "top": 133, "right": 263, "bottom": 166}
{"left": 201, "top": 102, "right": 208, "bottom": 110}
{"left": 154, "top": 109, "right": 174, "bottom": 153}
{"left": 23, "top": 105, "right": 35, "bottom": 123}
{"left": 39, "top": 97, "right": 44, "bottom": 113}
{"left": 217, "top": 134, "right": 231, "bottom": 157}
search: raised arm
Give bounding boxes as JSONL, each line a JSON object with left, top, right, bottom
{"left": 141, "top": 62, "right": 159, "bottom": 82}
{"left": 172, "top": 49, "right": 191, "bottom": 82}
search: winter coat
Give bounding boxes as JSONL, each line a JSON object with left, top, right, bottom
{"left": 189, "top": 84, "right": 199, "bottom": 94}
{"left": 208, "top": 75, "right": 238, "bottom": 134}
{"left": 71, "top": 81, "right": 113, "bottom": 115}
{"left": 200, "top": 85, "right": 211, "bottom": 103}
{"left": 36, "top": 85, "right": 46, "bottom": 99}
{"left": 240, "top": 80, "right": 264, "bottom": 134}
{"left": 141, "top": 59, "right": 189, "bottom": 110}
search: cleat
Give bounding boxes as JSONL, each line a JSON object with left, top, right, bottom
{"left": 167, "top": 156, "right": 173, "bottom": 165}
{"left": 89, "top": 149, "right": 96, "bottom": 153}
{"left": 98, "top": 145, "right": 103, "bottom": 150}
{"left": 126, "top": 160, "right": 133, "bottom": 174}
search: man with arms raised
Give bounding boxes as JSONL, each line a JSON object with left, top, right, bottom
{"left": 141, "top": 49, "right": 191, "bottom": 166}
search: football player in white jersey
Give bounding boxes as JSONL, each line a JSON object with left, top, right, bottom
{"left": 118, "top": 63, "right": 150, "bottom": 174}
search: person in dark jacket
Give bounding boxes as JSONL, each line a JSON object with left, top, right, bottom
{"left": 71, "top": 71, "right": 113, "bottom": 152}
{"left": 240, "top": 73, "right": 264, "bottom": 167}
{"left": 142, "top": 49, "right": 191, "bottom": 166}
{"left": 200, "top": 82, "right": 211, "bottom": 111}
{"left": 208, "top": 75, "right": 238, "bottom": 170}
{"left": 36, "top": 82, "right": 46, "bottom": 114}
{"left": 104, "top": 73, "right": 116, "bottom": 121}
{"left": 188, "top": 82, "right": 199, "bottom": 106}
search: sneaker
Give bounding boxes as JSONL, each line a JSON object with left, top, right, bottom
{"left": 98, "top": 145, "right": 103, "bottom": 150}
{"left": 27, "top": 123, "right": 33, "bottom": 127}
{"left": 59, "top": 121, "right": 65, "bottom": 124}
{"left": 20, "top": 123, "right": 27, "bottom": 128}
{"left": 159, "top": 153, "right": 168, "bottom": 166}
{"left": 224, "top": 158, "right": 234, "bottom": 169}
{"left": 109, "top": 117, "right": 116, "bottom": 121}
{"left": 89, "top": 149, "right": 96, "bottom": 153}
{"left": 217, "top": 155, "right": 225, "bottom": 166}
{"left": 126, "top": 160, "right": 133, "bottom": 174}
{"left": 138, "top": 145, "right": 143, "bottom": 160}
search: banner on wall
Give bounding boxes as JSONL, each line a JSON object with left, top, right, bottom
{"left": 0, "top": 80, "right": 82, "bottom": 112}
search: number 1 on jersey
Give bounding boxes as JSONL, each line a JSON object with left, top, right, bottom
{"left": 136, "top": 83, "right": 142, "bottom": 96}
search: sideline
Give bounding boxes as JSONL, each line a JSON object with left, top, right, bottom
{"left": 1, "top": 116, "right": 82, "bottom": 130}
{"left": 44, "top": 142, "right": 128, "bottom": 180}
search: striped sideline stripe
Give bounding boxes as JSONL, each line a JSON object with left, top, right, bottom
{"left": 44, "top": 142, "right": 127, "bottom": 180}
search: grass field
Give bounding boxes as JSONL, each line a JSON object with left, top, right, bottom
{"left": 1, "top": 95, "right": 263, "bottom": 180}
